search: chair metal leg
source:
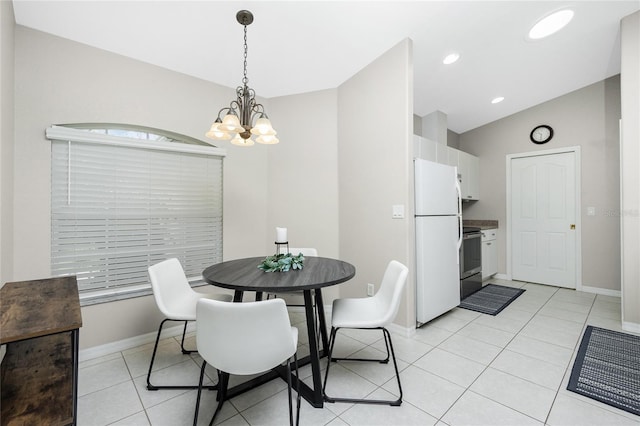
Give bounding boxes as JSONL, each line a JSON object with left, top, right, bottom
{"left": 323, "top": 326, "right": 402, "bottom": 406}
{"left": 294, "top": 353, "right": 301, "bottom": 426}
{"left": 322, "top": 327, "right": 338, "bottom": 395}
{"left": 285, "top": 353, "right": 302, "bottom": 426}
{"left": 193, "top": 360, "right": 207, "bottom": 426}
{"left": 382, "top": 328, "right": 403, "bottom": 405}
{"left": 209, "top": 371, "right": 229, "bottom": 426}
{"left": 147, "top": 318, "right": 217, "bottom": 391}
{"left": 180, "top": 320, "right": 196, "bottom": 354}
{"left": 286, "top": 358, "right": 294, "bottom": 426}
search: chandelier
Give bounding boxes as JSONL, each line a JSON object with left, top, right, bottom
{"left": 205, "top": 10, "right": 278, "bottom": 147}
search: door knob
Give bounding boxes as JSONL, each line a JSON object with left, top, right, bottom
{"left": 570, "top": 224, "right": 576, "bottom": 230}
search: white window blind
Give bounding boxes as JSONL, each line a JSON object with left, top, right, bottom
{"left": 48, "top": 126, "right": 226, "bottom": 304}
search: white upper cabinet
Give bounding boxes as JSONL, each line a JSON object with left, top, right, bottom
{"left": 413, "top": 135, "right": 479, "bottom": 201}
{"left": 414, "top": 135, "right": 437, "bottom": 162}
{"left": 457, "top": 151, "right": 480, "bottom": 201}
{"left": 468, "top": 154, "right": 480, "bottom": 200}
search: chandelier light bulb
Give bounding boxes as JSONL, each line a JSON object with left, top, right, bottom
{"left": 205, "top": 122, "right": 231, "bottom": 140}
{"left": 256, "top": 134, "right": 280, "bottom": 145}
{"left": 219, "top": 114, "right": 242, "bottom": 133}
{"left": 231, "top": 134, "right": 255, "bottom": 146}
{"left": 251, "top": 117, "right": 276, "bottom": 136}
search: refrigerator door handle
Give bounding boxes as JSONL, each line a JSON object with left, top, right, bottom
{"left": 455, "top": 176, "right": 463, "bottom": 265}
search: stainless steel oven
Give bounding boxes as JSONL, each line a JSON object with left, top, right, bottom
{"left": 460, "top": 227, "right": 482, "bottom": 298}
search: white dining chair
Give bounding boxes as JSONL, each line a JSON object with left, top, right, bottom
{"left": 193, "top": 298, "right": 301, "bottom": 426}
{"left": 288, "top": 247, "right": 318, "bottom": 257}
{"left": 322, "top": 260, "right": 408, "bottom": 406}
{"left": 146, "top": 258, "right": 233, "bottom": 390}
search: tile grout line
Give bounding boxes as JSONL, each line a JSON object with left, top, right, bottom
{"left": 120, "top": 346, "right": 151, "bottom": 426}
{"left": 542, "top": 292, "right": 597, "bottom": 426}
{"left": 81, "top": 287, "right": 631, "bottom": 426}
{"left": 436, "top": 282, "right": 560, "bottom": 425}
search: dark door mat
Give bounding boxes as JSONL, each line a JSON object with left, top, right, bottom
{"left": 459, "top": 284, "right": 525, "bottom": 315}
{"left": 568, "top": 326, "right": 640, "bottom": 417}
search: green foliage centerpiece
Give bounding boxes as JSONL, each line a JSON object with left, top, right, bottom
{"left": 258, "top": 252, "right": 305, "bottom": 272}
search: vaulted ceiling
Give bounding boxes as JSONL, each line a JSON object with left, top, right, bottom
{"left": 12, "top": 1, "right": 640, "bottom": 133}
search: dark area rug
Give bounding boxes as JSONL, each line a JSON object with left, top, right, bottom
{"left": 459, "top": 284, "right": 525, "bottom": 315}
{"left": 568, "top": 326, "right": 640, "bottom": 416}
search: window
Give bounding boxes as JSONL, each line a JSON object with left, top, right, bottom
{"left": 47, "top": 125, "right": 226, "bottom": 305}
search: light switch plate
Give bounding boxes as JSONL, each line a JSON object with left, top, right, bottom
{"left": 392, "top": 204, "right": 405, "bottom": 219}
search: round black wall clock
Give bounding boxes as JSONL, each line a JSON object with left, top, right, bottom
{"left": 530, "top": 125, "right": 554, "bottom": 144}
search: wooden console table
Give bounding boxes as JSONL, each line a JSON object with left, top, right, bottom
{"left": 1, "top": 276, "right": 82, "bottom": 425}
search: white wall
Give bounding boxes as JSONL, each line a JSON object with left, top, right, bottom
{"left": 266, "top": 89, "right": 341, "bottom": 301}
{"left": 620, "top": 11, "right": 640, "bottom": 329}
{"left": 0, "top": 0, "right": 15, "bottom": 286}
{"left": 266, "top": 89, "right": 339, "bottom": 256}
{"left": 13, "top": 26, "right": 269, "bottom": 348}
{"left": 337, "top": 39, "right": 415, "bottom": 328}
{"left": 460, "top": 76, "right": 622, "bottom": 292}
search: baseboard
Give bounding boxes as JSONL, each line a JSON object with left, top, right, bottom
{"left": 489, "top": 276, "right": 620, "bottom": 297}
{"left": 79, "top": 322, "right": 195, "bottom": 362}
{"left": 79, "top": 304, "right": 417, "bottom": 362}
{"left": 622, "top": 321, "right": 640, "bottom": 333}
{"left": 493, "top": 273, "right": 511, "bottom": 280}
{"left": 388, "top": 322, "right": 415, "bottom": 338}
{"left": 580, "top": 285, "right": 621, "bottom": 298}
{"left": 79, "top": 305, "right": 334, "bottom": 362}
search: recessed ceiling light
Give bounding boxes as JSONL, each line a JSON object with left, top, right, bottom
{"left": 491, "top": 97, "right": 504, "bottom": 104}
{"left": 528, "top": 9, "right": 574, "bottom": 40}
{"left": 443, "top": 53, "right": 460, "bottom": 65}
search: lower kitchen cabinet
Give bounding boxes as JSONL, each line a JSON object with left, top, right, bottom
{"left": 481, "top": 228, "right": 498, "bottom": 280}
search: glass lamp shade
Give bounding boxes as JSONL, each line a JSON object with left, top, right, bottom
{"left": 205, "top": 122, "right": 231, "bottom": 140}
{"left": 219, "top": 114, "right": 243, "bottom": 133}
{"left": 250, "top": 117, "right": 276, "bottom": 136}
{"left": 256, "top": 134, "right": 280, "bottom": 145}
{"left": 231, "top": 134, "right": 255, "bottom": 146}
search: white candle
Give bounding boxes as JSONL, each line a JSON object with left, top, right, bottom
{"left": 276, "top": 227, "right": 287, "bottom": 243}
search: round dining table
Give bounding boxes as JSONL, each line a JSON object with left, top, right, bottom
{"left": 203, "top": 256, "right": 356, "bottom": 408}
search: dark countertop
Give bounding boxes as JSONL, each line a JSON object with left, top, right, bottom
{"left": 463, "top": 219, "right": 498, "bottom": 230}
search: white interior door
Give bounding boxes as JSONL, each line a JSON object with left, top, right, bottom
{"left": 511, "top": 152, "right": 576, "bottom": 288}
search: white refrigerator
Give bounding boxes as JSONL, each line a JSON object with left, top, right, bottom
{"left": 414, "top": 158, "right": 463, "bottom": 326}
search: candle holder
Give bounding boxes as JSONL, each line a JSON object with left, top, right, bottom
{"left": 275, "top": 241, "right": 289, "bottom": 255}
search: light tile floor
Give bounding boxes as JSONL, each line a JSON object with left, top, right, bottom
{"left": 78, "top": 279, "right": 640, "bottom": 425}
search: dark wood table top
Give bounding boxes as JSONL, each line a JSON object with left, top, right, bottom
{"left": 0, "top": 276, "right": 83, "bottom": 344}
{"left": 203, "top": 256, "right": 355, "bottom": 293}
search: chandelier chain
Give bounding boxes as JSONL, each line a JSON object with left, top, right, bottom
{"left": 242, "top": 25, "right": 249, "bottom": 86}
